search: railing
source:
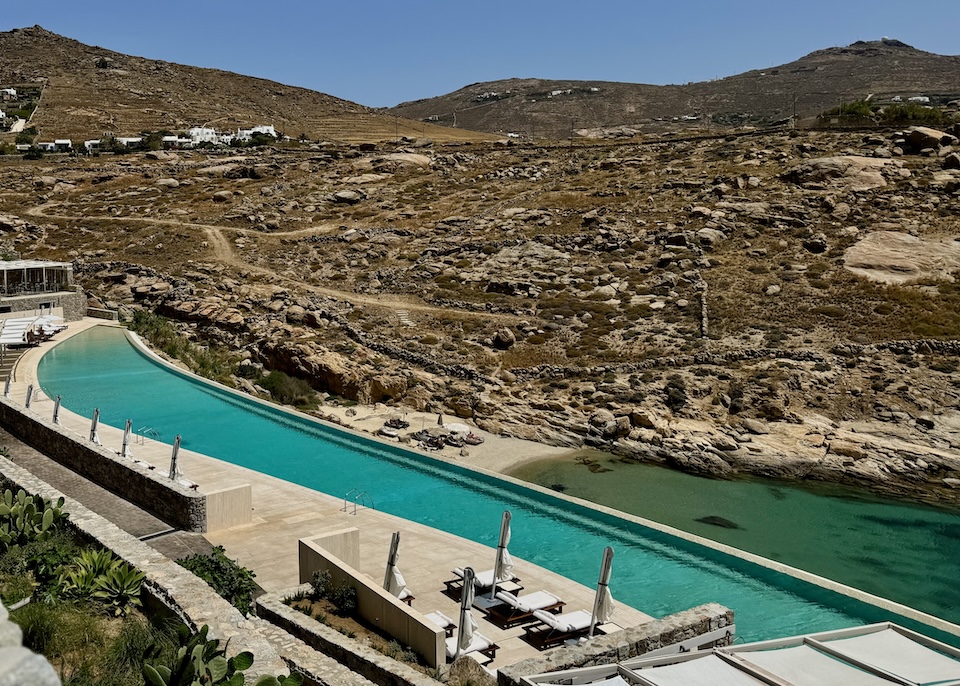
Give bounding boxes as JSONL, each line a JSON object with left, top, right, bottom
{"left": 341, "top": 488, "right": 374, "bottom": 515}
{"left": 136, "top": 426, "right": 161, "bottom": 444}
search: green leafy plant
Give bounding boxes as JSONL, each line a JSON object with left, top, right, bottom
{"left": 177, "top": 546, "right": 259, "bottom": 615}
{"left": 143, "top": 624, "right": 303, "bottom": 686}
{"left": 0, "top": 489, "right": 67, "bottom": 552}
{"left": 93, "top": 561, "right": 145, "bottom": 616}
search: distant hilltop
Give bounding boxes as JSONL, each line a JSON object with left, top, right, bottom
{"left": 389, "top": 38, "right": 960, "bottom": 139}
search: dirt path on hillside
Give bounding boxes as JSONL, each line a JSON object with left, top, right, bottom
{"left": 26, "top": 202, "right": 526, "bottom": 323}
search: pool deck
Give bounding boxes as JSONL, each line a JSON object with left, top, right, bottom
{"left": 10, "top": 318, "right": 654, "bottom": 670}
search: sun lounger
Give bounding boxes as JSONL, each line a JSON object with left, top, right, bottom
{"left": 486, "top": 590, "right": 565, "bottom": 628}
{"left": 523, "top": 609, "right": 594, "bottom": 649}
{"left": 443, "top": 567, "right": 521, "bottom": 599}
{"left": 398, "top": 587, "right": 415, "bottom": 605}
{"left": 424, "top": 610, "right": 456, "bottom": 637}
{"left": 445, "top": 632, "right": 499, "bottom": 662}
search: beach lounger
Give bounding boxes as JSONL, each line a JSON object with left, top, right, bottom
{"left": 523, "top": 609, "right": 594, "bottom": 649}
{"left": 445, "top": 632, "right": 499, "bottom": 662}
{"left": 424, "top": 610, "right": 456, "bottom": 637}
{"left": 486, "top": 590, "right": 565, "bottom": 628}
{"left": 397, "top": 587, "right": 415, "bottom": 605}
{"left": 443, "top": 567, "right": 521, "bottom": 599}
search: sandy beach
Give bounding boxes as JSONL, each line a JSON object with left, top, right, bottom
{"left": 320, "top": 402, "right": 575, "bottom": 474}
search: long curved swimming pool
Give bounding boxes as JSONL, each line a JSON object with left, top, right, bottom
{"left": 36, "top": 326, "right": 959, "bottom": 644}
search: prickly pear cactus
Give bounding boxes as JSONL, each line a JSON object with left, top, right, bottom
{"left": 0, "top": 488, "right": 67, "bottom": 551}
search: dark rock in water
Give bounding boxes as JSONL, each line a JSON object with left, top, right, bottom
{"left": 695, "top": 515, "right": 742, "bottom": 529}
{"left": 549, "top": 483, "right": 567, "bottom": 492}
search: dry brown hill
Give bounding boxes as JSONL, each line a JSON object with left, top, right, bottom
{"left": 389, "top": 39, "right": 960, "bottom": 138}
{"left": 0, "top": 25, "right": 495, "bottom": 144}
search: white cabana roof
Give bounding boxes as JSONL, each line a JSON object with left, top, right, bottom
{"left": 524, "top": 623, "right": 960, "bottom": 686}
{"left": 0, "top": 260, "right": 72, "bottom": 270}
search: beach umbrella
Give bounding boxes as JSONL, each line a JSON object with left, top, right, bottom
{"left": 382, "top": 531, "right": 408, "bottom": 598}
{"left": 488, "top": 510, "right": 514, "bottom": 600}
{"left": 455, "top": 567, "right": 478, "bottom": 660}
{"left": 89, "top": 408, "right": 101, "bottom": 445}
{"left": 2, "top": 374, "right": 9, "bottom": 398}
{"left": 24, "top": 383, "right": 33, "bottom": 409}
{"left": 589, "top": 546, "right": 615, "bottom": 637}
{"left": 52, "top": 395, "right": 61, "bottom": 425}
{"left": 168, "top": 434, "right": 183, "bottom": 481}
{"left": 121, "top": 418, "right": 133, "bottom": 459}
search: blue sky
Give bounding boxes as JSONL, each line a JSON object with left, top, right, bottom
{"left": 5, "top": 1, "right": 958, "bottom": 108}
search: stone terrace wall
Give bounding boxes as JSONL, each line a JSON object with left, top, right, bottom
{"left": 0, "top": 395, "right": 206, "bottom": 531}
{"left": 257, "top": 592, "right": 442, "bottom": 686}
{"left": 497, "top": 603, "right": 734, "bottom": 686}
{"left": 0, "top": 457, "right": 287, "bottom": 679}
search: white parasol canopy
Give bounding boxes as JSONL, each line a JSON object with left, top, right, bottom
{"left": 590, "top": 546, "right": 615, "bottom": 636}
{"left": 456, "top": 567, "right": 479, "bottom": 659}
{"left": 383, "top": 531, "right": 410, "bottom": 599}
{"left": 121, "top": 418, "right": 133, "bottom": 459}
{"left": 168, "top": 434, "right": 183, "bottom": 481}
{"left": 52, "top": 395, "right": 61, "bottom": 425}
{"left": 89, "top": 408, "right": 101, "bottom": 446}
{"left": 488, "top": 510, "right": 514, "bottom": 601}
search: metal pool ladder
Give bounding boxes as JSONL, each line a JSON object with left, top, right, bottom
{"left": 342, "top": 488, "right": 374, "bottom": 515}
{"left": 136, "top": 426, "right": 161, "bottom": 445}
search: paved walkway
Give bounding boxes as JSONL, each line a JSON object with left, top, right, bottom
{"left": 9, "top": 319, "right": 655, "bottom": 670}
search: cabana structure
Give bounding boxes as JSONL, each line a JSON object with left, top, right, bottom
{"left": 0, "top": 260, "right": 85, "bottom": 321}
{"left": 520, "top": 623, "right": 960, "bottom": 686}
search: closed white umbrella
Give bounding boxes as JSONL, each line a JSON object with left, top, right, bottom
{"left": 121, "top": 418, "right": 133, "bottom": 459}
{"left": 488, "top": 510, "right": 513, "bottom": 601}
{"left": 89, "top": 408, "right": 101, "bottom": 446}
{"left": 52, "top": 395, "right": 61, "bottom": 425}
{"left": 589, "top": 546, "right": 615, "bottom": 637}
{"left": 24, "top": 383, "right": 33, "bottom": 409}
{"left": 168, "top": 434, "right": 182, "bottom": 481}
{"left": 455, "top": 567, "right": 478, "bottom": 660}
{"left": 3, "top": 374, "right": 9, "bottom": 398}
{"left": 382, "top": 531, "right": 409, "bottom": 598}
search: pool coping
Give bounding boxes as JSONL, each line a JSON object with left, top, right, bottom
{"left": 39, "top": 322, "right": 960, "bottom": 640}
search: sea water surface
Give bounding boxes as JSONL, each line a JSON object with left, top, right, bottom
{"left": 36, "top": 326, "right": 960, "bottom": 644}
{"left": 511, "top": 454, "right": 960, "bottom": 626}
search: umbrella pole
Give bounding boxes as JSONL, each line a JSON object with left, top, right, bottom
{"left": 383, "top": 531, "right": 400, "bottom": 590}
{"left": 590, "top": 546, "right": 614, "bottom": 637}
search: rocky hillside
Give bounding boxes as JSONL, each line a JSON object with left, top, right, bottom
{"left": 2, "top": 122, "right": 960, "bottom": 507}
{"left": 0, "top": 25, "right": 495, "bottom": 144}
{"left": 389, "top": 39, "right": 960, "bottom": 138}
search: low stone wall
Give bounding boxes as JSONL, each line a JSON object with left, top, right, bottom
{"left": 0, "top": 457, "right": 288, "bottom": 680}
{"left": 0, "top": 394, "right": 251, "bottom": 533}
{"left": 257, "top": 593, "right": 441, "bottom": 686}
{"left": 0, "top": 395, "right": 205, "bottom": 531}
{"left": 299, "top": 535, "right": 445, "bottom": 669}
{"left": 497, "top": 603, "right": 734, "bottom": 686}
{"left": 0, "top": 291, "right": 86, "bottom": 322}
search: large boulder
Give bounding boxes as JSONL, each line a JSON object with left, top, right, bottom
{"left": 783, "top": 156, "right": 901, "bottom": 191}
{"left": 332, "top": 190, "right": 363, "bottom": 204}
{"left": 905, "top": 126, "right": 957, "bottom": 150}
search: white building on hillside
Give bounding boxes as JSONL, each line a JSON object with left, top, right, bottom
{"left": 0, "top": 88, "right": 16, "bottom": 100}
{"left": 234, "top": 124, "right": 277, "bottom": 142}
{"left": 187, "top": 127, "right": 220, "bottom": 145}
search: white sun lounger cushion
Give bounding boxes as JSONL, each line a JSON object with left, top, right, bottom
{"left": 496, "top": 590, "right": 562, "bottom": 612}
{"left": 452, "top": 567, "right": 497, "bottom": 588}
{"left": 533, "top": 609, "right": 592, "bottom": 633}
{"left": 424, "top": 611, "right": 454, "bottom": 630}
{"left": 445, "top": 632, "right": 494, "bottom": 659}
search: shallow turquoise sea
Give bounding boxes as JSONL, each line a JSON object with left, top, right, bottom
{"left": 36, "top": 326, "right": 960, "bottom": 645}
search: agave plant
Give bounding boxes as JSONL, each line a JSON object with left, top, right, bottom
{"left": 92, "top": 561, "right": 144, "bottom": 616}
{"left": 59, "top": 548, "right": 120, "bottom": 600}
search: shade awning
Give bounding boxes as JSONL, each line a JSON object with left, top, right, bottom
{"left": 824, "top": 629, "right": 960, "bottom": 684}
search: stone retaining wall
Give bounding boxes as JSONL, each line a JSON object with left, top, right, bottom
{"left": 0, "top": 292, "right": 87, "bottom": 322}
{"left": 257, "top": 592, "right": 442, "bottom": 686}
{"left": 497, "top": 603, "right": 734, "bottom": 686}
{"left": 0, "top": 394, "right": 207, "bottom": 531}
{"left": 0, "top": 457, "right": 288, "bottom": 679}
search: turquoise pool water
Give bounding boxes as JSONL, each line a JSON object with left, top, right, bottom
{"left": 36, "top": 326, "right": 958, "bottom": 644}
